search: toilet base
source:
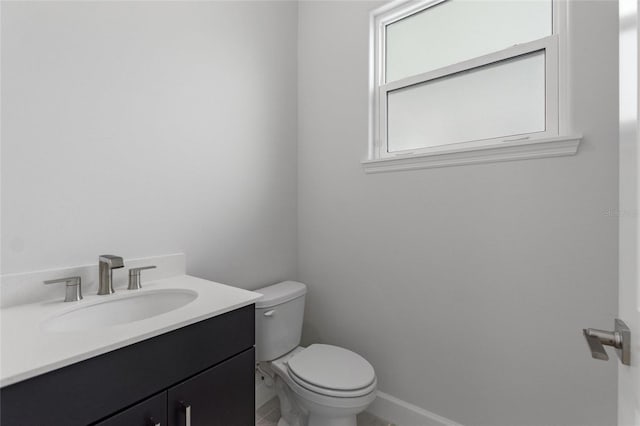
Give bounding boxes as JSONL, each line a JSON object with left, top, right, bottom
{"left": 307, "top": 414, "right": 357, "bottom": 426}
{"left": 295, "top": 390, "right": 372, "bottom": 426}
{"left": 274, "top": 373, "right": 307, "bottom": 426}
{"left": 278, "top": 418, "right": 292, "bottom": 426}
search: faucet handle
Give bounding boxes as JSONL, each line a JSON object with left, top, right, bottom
{"left": 44, "top": 276, "right": 83, "bottom": 302}
{"left": 128, "top": 266, "right": 157, "bottom": 290}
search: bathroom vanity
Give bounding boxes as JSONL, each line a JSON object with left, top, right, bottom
{"left": 0, "top": 266, "right": 261, "bottom": 426}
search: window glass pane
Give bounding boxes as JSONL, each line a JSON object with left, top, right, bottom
{"left": 386, "top": 51, "right": 545, "bottom": 152}
{"left": 385, "top": 0, "right": 552, "bottom": 82}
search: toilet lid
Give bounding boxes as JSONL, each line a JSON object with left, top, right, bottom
{"left": 287, "top": 344, "right": 375, "bottom": 391}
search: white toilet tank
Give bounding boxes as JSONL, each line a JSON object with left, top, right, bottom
{"left": 254, "top": 281, "right": 307, "bottom": 362}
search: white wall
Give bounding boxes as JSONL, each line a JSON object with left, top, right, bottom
{"left": 297, "top": 2, "right": 619, "bottom": 426}
{"left": 1, "top": 1, "right": 622, "bottom": 425}
{"left": 1, "top": 1, "right": 298, "bottom": 288}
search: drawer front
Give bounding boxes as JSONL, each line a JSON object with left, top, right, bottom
{"left": 0, "top": 304, "right": 254, "bottom": 426}
{"left": 94, "top": 392, "right": 167, "bottom": 426}
{"left": 168, "top": 347, "right": 255, "bottom": 426}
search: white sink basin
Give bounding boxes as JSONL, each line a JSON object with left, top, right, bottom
{"left": 42, "top": 289, "right": 198, "bottom": 332}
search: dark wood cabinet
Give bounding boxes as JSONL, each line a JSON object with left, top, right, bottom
{"left": 95, "top": 392, "right": 167, "bottom": 426}
{"left": 0, "top": 305, "right": 255, "bottom": 426}
{"left": 96, "top": 347, "right": 255, "bottom": 426}
{"left": 168, "top": 348, "right": 255, "bottom": 426}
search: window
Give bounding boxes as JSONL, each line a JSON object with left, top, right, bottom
{"left": 365, "top": 0, "right": 581, "bottom": 173}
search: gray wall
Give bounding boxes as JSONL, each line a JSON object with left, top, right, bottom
{"left": 1, "top": 1, "right": 298, "bottom": 288}
{"left": 297, "top": 1, "right": 619, "bottom": 425}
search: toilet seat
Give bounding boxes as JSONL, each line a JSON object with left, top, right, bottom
{"left": 288, "top": 367, "right": 377, "bottom": 398}
{"left": 287, "top": 344, "right": 376, "bottom": 398}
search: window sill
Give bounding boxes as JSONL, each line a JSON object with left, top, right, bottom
{"left": 361, "top": 135, "right": 582, "bottom": 174}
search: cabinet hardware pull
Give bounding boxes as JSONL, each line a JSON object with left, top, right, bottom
{"left": 146, "top": 417, "right": 161, "bottom": 426}
{"left": 180, "top": 401, "right": 191, "bottom": 426}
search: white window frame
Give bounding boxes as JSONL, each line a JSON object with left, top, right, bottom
{"left": 364, "top": 0, "right": 582, "bottom": 173}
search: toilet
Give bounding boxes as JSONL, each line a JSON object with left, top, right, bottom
{"left": 255, "top": 281, "right": 377, "bottom": 426}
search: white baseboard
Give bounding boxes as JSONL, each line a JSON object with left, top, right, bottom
{"left": 366, "top": 391, "right": 463, "bottom": 426}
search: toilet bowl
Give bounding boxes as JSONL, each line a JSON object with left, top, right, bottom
{"left": 271, "top": 346, "right": 377, "bottom": 426}
{"left": 255, "top": 281, "right": 377, "bottom": 426}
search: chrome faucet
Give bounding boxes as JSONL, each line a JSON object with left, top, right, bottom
{"left": 98, "top": 255, "right": 124, "bottom": 295}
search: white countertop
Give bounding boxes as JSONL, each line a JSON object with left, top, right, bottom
{"left": 0, "top": 275, "right": 262, "bottom": 388}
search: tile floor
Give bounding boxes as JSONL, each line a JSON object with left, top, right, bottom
{"left": 255, "top": 397, "right": 395, "bottom": 426}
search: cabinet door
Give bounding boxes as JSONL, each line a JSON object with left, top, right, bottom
{"left": 168, "top": 347, "right": 254, "bottom": 426}
{"left": 94, "top": 392, "right": 167, "bottom": 426}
